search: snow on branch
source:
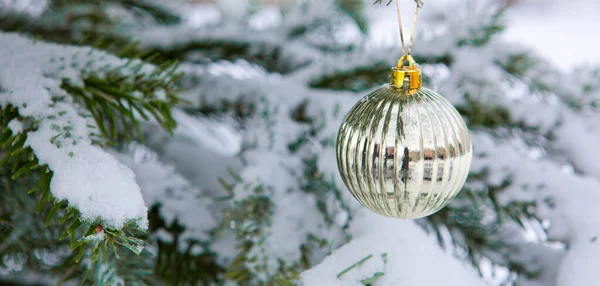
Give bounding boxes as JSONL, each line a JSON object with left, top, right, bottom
{"left": 112, "top": 142, "right": 217, "bottom": 250}
{"left": 470, "top": 132, "right": 600, "bottom": 285}
{"left": 301, "top": 213, "right": 486, "bottom": 286}
{"left": 0, "top": 32, "right": 178, "bottom": 231}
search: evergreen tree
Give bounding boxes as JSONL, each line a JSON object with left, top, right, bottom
{"left": 1, "top": 0, "right": 599, "bottom": 285}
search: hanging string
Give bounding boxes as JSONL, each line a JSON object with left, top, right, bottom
{"left": 394, "top": 0, "right": 407, "bottom": 56}
{"left": 394, "top": 0, "right": 422, "bottom": 55}
{"left": 407, "top": 4, "right": 420, "bottom": 55}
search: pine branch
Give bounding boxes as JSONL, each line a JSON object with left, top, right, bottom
{"left": 216, "top": 173, "right": 310, "bottom": 284}
{"left": 1, "top": 106, "right": 146, "bottom": 279}
{"left": 0, "top": 2, "right": 176, "bottom": 65}
{"left": 0, "top": 164, "right": 70, "bottom": 273}
{"left": 148, "top": 38, "right": 299, "bottom": 74}
{"left": 0, "top": 33, "right": 184, "bottom": 283}
{"left": 423, "top": 177, "right": 545, "bottom": 282}
{"left": 0, "top": 13, "right": 143, "bottom": 59}
{"left": 457, "top": 5, "right": 508, "bottom": 47}
{"left": 62, "top": 60, "right": 182, "bottom": 145}
{"left": 338, "top": 0, "right": 367, "bottom": 33}
{"left": 221, "top": 195, "right": 273, "bottom": 283}
{"left": 310, "top": 62, "right": 392, "bottom": 92}
{"left": 456, "top": 93, "right": 512, "bottom": 129}
{"left": 309, "top": 54, "right": 451, "bottom": 92}
{"left": 0, "top": 146, "right": 152, "bottom": 286}
{"left": 147, "top": 205, "right": 224, "bottom": 286}
{"left": 214, "top": 149, "right": 345, "bottom": 285}
{"left": 50, "top": 0, "right": 180, "bottom": 24}
{"left": 301, "top": 159, "right": 352, "bottom": 233}
{"left": 55, "top": 227, "right": 158, "bottom": 286}
{"left": 496, "top": 52, "right": 539, "bottom": 78}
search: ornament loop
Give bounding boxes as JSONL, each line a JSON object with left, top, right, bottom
{"left": 394, "top": 0, "right": 422, "bottom": 56}
{"left": 389, "top": 54, "right": 422, "bottom": 93}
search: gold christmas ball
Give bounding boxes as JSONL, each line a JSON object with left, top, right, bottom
{"left": 335, "top": 57, "right": 472, "bottom": 219}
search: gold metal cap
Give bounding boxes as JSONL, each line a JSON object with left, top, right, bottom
{"left": 389, "top": 54, "right": 422, "bottom": 94}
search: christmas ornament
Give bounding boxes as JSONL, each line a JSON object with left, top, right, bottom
{"left": 335, "top": 0, "right": 472, "bottom": 219}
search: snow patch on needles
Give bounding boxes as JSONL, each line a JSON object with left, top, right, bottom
{"left": 471, "top": 132, "right": 600, "bottom": 286}
{"left": 7, "top": 119, "right": 23, "bottom": 134}
{"left": 113, "top": 142, "right": 217, "bottom": 249}
{"left": 83, "top": 230, "right": 106, "bottom": 243}
{"left": 301, "top": 212, "right": 486, "bottom": 286}
{"left": 172, "top": 109, "right": 242, "bottom": 156}
{"left": 0, "top": 32, "right": 150, "bottom": 230}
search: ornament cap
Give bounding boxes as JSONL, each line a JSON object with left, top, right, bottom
{"left": 390, "top": 54, "right": 422, "bottom": 94}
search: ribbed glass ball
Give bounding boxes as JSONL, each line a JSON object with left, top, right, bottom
{"left": 336, "top": 85, "right": 472, "bottom": 219}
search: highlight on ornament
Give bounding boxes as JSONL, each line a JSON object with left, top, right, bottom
{"left": 335, "top": 0, "right": 472, "bottom": 219}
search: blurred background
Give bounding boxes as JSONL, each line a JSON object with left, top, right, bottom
{"left": 1, "top": 0, "right": 600, "bottom": 285}
{"left": 503, "top": 0, "right": 600, "bottom": 67}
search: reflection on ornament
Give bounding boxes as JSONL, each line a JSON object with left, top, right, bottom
{"left": 335, "top": 55, "right": 472, "bottom": 219}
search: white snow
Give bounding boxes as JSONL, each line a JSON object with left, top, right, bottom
{"left": 248, "top": 5, "right": 282, "bottom": 31}
{"left": 301, "top": 211, "right": 485, "bottom": 286}
{"left": 0, "top": 32, "right": 153, "bottom": 230}
{"left": 0, "top": 0, "right": 48, "bottom": 16}
{"left": 470, "top": 132, "right": 600, "bottom": 286}
{"left": 82, "top": 229, "right": 105, "bottom": 242}
{"left": 183, "top": 3, "right": 222, "bottom": 28}
{"left": 7, "top": 119, "right": 23, "bottom": 134}
{"left": 112, "top": 142, "right": 217, "bottom": 249}
{"left": 172, "top": 109, "right": 242, "bottom": 156}
{"left": 504, "top": 0, "right": 600, "bottom": 68}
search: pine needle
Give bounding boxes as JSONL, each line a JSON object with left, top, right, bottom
{"left": 361, "top": 272, "right": 385, "bottom": 285}
{"left": 337, "top": 254, "right": 373, "bottom": 278}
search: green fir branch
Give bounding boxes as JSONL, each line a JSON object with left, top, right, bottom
{"left": 457, "top": 5, "right": 507, "bottom": 47}
{"left": 289, "top": 104, "right": 353, "bottom": 232}
{"left": 309, "top": 54, "right": 451, "bottom": 92}
{"left": 1, "top": 107, "right": 147, "bottom": 281}
{"left": 0, "top": 47, "right": 182, "bottom": 283}
{"left": 50, "top": 0, "right": 180, "bottom": 24}
{"left": 423, "top": 178, "right": 544, "bottom": 281}
{"left": 301, "top": 159, "right": 352, "bottom": 232}
{"left": 188, "top": 97, "right": 255, "bottom": 120}
{"left": 0, "top": 10, "right": 172, "bottom": 66}
{"left": 496, "top": 52, "right": 539, "bottom": 78}
{"left": 222, "top": 194, "right": 273, "bottom": 283}
{"left": 0, "top": 164, "right": 71, "bottom": 273}
{"left": 216, "top": 175, "right": 324, "bottom": 285}
{"left": 62, "top": 60, "right": 182, "bottom": 144}
{"left": 338, "top": 0, "right": 367, "bottom": 33}
{"left": 455, "top": 93, "right": 512, "bottom": 129}
{"left": 149, "top": 39, "right": 299, "bottom": 74}
{"left": 147, "top": 204, "right": 224, "bottom": 286}
{"left": 336, "top": 253, "right": 387, "bottom": 285}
